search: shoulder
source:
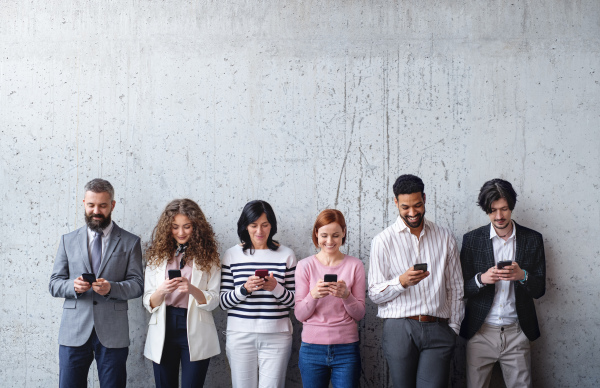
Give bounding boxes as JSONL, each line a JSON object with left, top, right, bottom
{"left": 296, "top": 256, "right": 315, "bottom": 274}
{"left": 113, "top": 223, "right": 141, "bottom": 244}
{"left": 426, "top": 220, "right": 456, "bottom": 241}
{"left": 274, "top": 245, "right": 297, "bottom": 263}
{"left": 463, "top": 224, "right": 489, "bottom": 240}
{"left": 515, "top": 222, "right": 543, "bottom": 240}
{"left": 344, "top": 255, "right": 364, "bottom": 266}
{"left": 372, "top": 222, "right": 397, "bottom": 244}
{"left": 222, "top": 245, "right": 245, "bottom": 264}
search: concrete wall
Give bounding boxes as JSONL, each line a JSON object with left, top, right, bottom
{"left": 1, "top": 0, "right": 599, "bottom": 386}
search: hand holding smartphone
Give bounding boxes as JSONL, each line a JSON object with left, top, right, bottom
{"left": 497, "top": 261, "right": 512, "bottom": 269}
{"left": 413, "top": 263, "right": 427, "bottom": 272}
{"left": 255, "top": 269, "right": 269, "bottom": 279}
{"left": 82, "top": 273, "right": 97, "bottom": 285}
{"left": 168, "top": 269, "right": 182, "bottom": 280}
{"left": 324, "top": 274, "right": 338, "bottom": 283}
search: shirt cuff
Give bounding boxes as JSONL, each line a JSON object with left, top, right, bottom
{"left": 449, "top": 323, "right": 460, "bottom": 335}
{"left": 474, "top": 273, "right": 484, "bottom": 288}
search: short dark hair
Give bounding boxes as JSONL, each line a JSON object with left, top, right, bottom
{"left": 477, "top": 179, "right": 518, "bottom": 214}
{"left": 237, "top": 200, "right": 279, "bottom": 253}
{"left": 312, "top": 209, "right": 347, "bottom": 247}
{"left": 84, "top": 178, "right": 114, "bottom": 201}
{"left": 393, "top": 174, "right": 425, "bottom": 198}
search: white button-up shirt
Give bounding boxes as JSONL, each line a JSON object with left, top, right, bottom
{"left": 368, "top": 217, "right": 465, "bottom": 334}
{"left": 484, "top": 221, "right": 518, "bottom": 326}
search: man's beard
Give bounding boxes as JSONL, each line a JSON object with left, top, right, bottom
{"left": 400, "top": 209, "right": 425, "bottom": 229}
{"left": 85, "top": 212, "right": 112, "bottom": 232}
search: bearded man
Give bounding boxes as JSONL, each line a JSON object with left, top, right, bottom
{"left": 49, "top": 178, "right": 143, "bottom": 388}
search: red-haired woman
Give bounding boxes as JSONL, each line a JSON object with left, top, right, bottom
{"left": 295, "top": 209, "right": 366, "bottom": 388}
{"left": 143, "top": 199, "right": 221, "bottom": 388}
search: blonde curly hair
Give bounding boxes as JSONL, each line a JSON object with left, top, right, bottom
{"left": 145, "top": 199, "right": 219, "bottom": 272}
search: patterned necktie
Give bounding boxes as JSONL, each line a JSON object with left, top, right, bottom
{"left": 91, "top": 231, "right": 103, "bottom": 275}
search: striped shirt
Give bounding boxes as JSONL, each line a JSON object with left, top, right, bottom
{"left": 368, "top": 217, "right": 465, "bottom": 334}
{"left": 220, "top": 244, "right": 296, "bottom": 333}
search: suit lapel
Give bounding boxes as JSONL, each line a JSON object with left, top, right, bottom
{"left": 77, "top": 226, "right": 93, "bottom": 273}
{"left": 97, "top": 223, "right": 121, "bottom": 277}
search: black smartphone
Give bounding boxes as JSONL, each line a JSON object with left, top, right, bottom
{"left": 324, "top": 274, "right": 338, "bottom": 283}
{"left": 414, "top": 263, "right": 428, "bottom": 272}
{"left": 497, "top": 261, "right": 513, "bottom": 269}
{"left": 82, "top": 273, "right": 96, "bottom": 284}
{"left": 168, "top": 269, "right": 182, "bottom": 279}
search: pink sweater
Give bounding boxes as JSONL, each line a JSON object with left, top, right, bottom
{"left": 295, "top": 255, "right": 366, "bottom": 345}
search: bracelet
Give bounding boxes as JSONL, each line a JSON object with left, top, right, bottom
{"left": 519, "top": 269, "right": 528, "bottom": 284}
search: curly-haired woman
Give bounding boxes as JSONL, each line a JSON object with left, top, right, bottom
{"left": 143, "top": 199, "right": 221, "bottom": 388}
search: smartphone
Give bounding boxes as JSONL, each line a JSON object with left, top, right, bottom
{"left": 168, "top": 269, "right": 182, "bottom": 279}
{"left": 82, "top": 273, "right": 96, "bottom": 284}
{"left": 255, "top": 269, "right": 269, "bottom": 279}
{"left": 414, "top": 263, "right": 428, "bottom": 272}
{"left": 324, "top": 274, "right": 338, "bottom": 283}
{"left": 497, "top": 261, "right": 513, "bottom": 269}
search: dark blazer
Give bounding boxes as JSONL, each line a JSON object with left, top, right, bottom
{"left": 459, "top": 222, "right": 545, "bottom": 341}
{"left": 49, "top": 223, "right": 144, "bottom": 348}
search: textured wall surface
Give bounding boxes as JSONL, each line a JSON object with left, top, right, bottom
{"left": 1, "top": 1, "right": 599, "bottom": 387}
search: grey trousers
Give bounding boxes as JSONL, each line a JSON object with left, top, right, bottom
{"left": 382, "top": 318, "right": 457, "bottom": 388}
{"left": 466, "top": 322, "right": 531, "bottom": 388}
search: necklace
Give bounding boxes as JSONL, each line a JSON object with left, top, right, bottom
{"left": 495, "top": 224, "right": 513, "bottom": 238}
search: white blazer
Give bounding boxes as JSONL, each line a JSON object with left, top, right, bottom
{"left": 143, "top": 259, "right": 221, "bottom": 363}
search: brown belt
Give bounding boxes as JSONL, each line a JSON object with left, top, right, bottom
{"left": 406, "top": 315, "right": 449, "bottom": 323}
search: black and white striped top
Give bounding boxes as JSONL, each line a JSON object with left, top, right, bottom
{"left": 220, "top": 244, "right": 296, "bottom": 333}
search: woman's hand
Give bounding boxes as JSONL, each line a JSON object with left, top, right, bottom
{"left": 244, "top": 275, "right": 265, "bottom": 293}
{"left": 262, "top": 273, "right": 278, "bottom": 292}
{"left": 158, "top": 278, "right": 180, "bottom": 296}
{"left": 329, "top": 280, "right": 350, "bottom": 299}
{"left": 149, "top": 278, "right": 180, "bottom": 309}
{"left": 310, "top": 279, "right": 330, "bottom": 299}
{"left": 178, "top": 277, "right": 207, "bottom": 304}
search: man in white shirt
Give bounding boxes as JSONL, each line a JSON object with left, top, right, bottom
{"left": 459, "top": 178, "right": 546, "bottom": 388}
{"left": 368, "top": 174, "right": 464, "bottom": 388}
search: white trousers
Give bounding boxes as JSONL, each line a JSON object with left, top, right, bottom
{"left": 225, "top": 331, "right": 293, "bottom": 388}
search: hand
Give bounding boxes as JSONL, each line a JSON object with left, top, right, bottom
{"left": 496, "top": 262, "right": 525, "bottom": 282}
{"left": 262, "top": 273, "right": 278, "bottom": 292}
{"left": 329, "top": 280, "right": 350, "bottom": 299}
{"left": 399, "top": 266, "right": 429, "bottom": 288}
{"left": 157, "top": 277, "right": 180, "bottom": 296}
{"left": 92, "top": 278, "right": 112, "bottom": 296}
{"left": 244, "top": 275, "right": 265, "bottom": 293}
{"left": 310, "top": 280, "right": 330, "bottom": 299}
{"left": 480, "top": 266, "right": 502, "bottom": 284}
{"left": 74, "top": 276, "right": 92, "bottom": 294}
{"left": 177, "top": 277, "right": 199, "bottom": 295}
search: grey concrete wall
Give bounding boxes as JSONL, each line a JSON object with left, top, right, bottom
{"left": 1, "top": 0, "right": 599, "bottom": 387}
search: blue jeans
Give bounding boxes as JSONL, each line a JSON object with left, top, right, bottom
{"left": 59, "top": 329, "right": 128, "bottom": 388}
{"left": 298, "top": 341, "right": 361, "bottom": 388}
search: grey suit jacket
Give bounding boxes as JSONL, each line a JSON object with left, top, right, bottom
{"left": 49, "top": 222, "right": 144, "bottom": 348}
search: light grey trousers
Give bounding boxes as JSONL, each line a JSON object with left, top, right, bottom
{"left": 382, "top": 318, "right": 457, "bottom": 388}
{"left": 466, "top": 322, "right": 532, "bottom": 388}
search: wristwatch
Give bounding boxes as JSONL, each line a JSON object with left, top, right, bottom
{"left": 240, "top": 285, "right": 251, "bottom": 296}
{"left": 476, "top": 272, "right": 486, "bottom": 287}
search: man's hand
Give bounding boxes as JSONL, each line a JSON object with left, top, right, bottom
{"left": 496, "top": 262, "right": 525, "bottom": 282}
{"left": 74, "top": 276, "right": 92, "bottom": 294}
{"left": 399, "top": 266, "right": 430, "bottom": 288}
{"left": 262, "top": 273, "right": 278, "bottom": 292}
{"left": 329, "top": 280, "right": 350, "bottom": 299}
{"left": 92, "top": 278, "right": 112, "bottom": 296}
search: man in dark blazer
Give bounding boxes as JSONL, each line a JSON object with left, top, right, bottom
{"left": 460, "top": 179, "right": 545, "bottom": 388}
{"left": 49, "top": 178, "right": 143, "bottom": 388}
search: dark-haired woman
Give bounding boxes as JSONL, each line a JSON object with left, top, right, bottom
{"left": 143, "top": 199, "right": 221, "bottom": 388}
{"left": 295, "top": 209, "right": 365, "bottom": 388}
{"left": 219, "top": 200, "right": 297, "bottom": 388}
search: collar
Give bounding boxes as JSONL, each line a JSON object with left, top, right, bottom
{"left": 489, "top": 220, "right": 515, "bottom": 240}
{"left": 393, "top": 216, "right": 429, "bottom": 236}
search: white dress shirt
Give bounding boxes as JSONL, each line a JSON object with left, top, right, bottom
{"left": 368, "top": 217, "right": 465, "bottom": 334}
{"left": 87, "top": 221, "right": 114, "bottom": 264}
{"left": 479, "top": 221, "right": 518, "bottom": 326}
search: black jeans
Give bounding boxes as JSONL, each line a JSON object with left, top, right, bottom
{"left": 153, "top": 306, "right": 211, "bottom": 388}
